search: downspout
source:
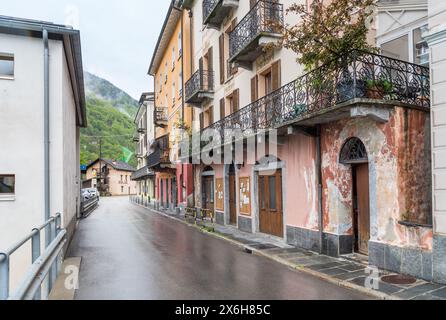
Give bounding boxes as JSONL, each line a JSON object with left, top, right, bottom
{"left": 43, "top": 29, "right": 51, "bottom": 246}
{"left": 316, "top": 125, "right": 324, "bottom": 254}
{"left": 189, "top": 8, "right": 195, "bottom": 207}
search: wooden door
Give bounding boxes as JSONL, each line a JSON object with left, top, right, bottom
{"left": 355, "top": 164, "right": 370, "bottom": 255}
{"left": 229, "top": 174, "right": 237, "bottom": 225}
{"left": 203, "top": 176, "right": 215, "bottom": 212}
{"left": 259, "top": 170, "right": 283, "bottom": 237}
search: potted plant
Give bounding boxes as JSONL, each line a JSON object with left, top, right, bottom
{"left": 365, "top": 78, "right": 393, "bottom": 99}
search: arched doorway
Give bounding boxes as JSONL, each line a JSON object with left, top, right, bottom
{"left": 340, "top": 137, "right": 370, "bottom": 255}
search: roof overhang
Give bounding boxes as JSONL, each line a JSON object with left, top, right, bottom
{"left": 135, "top": 92, "right": 154, "bottom": 124}
{"left": 148, "top": 0, "right": 182, "bottom": 76}
{"left": 0, "top": 15, "right": 87, "bottom": 127}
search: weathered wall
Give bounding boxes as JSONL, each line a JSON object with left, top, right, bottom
{"left": 321, "top": 107, "right": 432, "bottom": 250}
{"left": 278, "top": 133, "right": 319, "bottom": 231}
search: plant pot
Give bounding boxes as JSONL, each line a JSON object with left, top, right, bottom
{"left": 366, "top": 86, "right": 385, "bottom": 99}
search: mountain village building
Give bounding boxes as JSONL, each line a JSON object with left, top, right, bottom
{"left": 84, "top": 158, "right": 137, "bottom": 196}
{"left": 0, "top": 16, "right": 86, "bottom": 291}
{"left": 140, "top": 0, "right": 446, "bottom": 284}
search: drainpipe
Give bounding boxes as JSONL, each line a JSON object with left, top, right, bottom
{"left": 316, "top": 125, "right": 323, "bottom": 254}
{"left": 43, "top": 29, "right": 51, "bottom": 246}
{"left": 189, "top": 8, "right": 195, "bottom": 207}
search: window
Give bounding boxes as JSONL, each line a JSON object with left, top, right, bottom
{"left": 165, "top": 62, "right": 168, "bottom": 83}
{"left": 0, "top": 175, "right": 15, "bottom": 194}
{"left": 0, "top": 54, "right": 14, "bottom": 79}
{"left": 179, "top": 72, "right": 183, "bottom": 97}
{"left": 269, "top": 176, "right": 277, "bottom": 210}
{"left": 178, "top": 32, "right": 182, "bottom": 58}
{"left": 121, "top": 186, "right": 124, "bottom": 193}
{"left": 172, "top": 82, "right": 176, "bottom": 104}
{"left": 172, "top": 47, "right": 175, "bottom": 69}
{"left": 121, "top": 175, "right": 123, "bottom": 183}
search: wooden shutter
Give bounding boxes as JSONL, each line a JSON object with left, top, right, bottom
{"left": 199, "top": 112, "right": 204, "bottom": 130}
{"left": 199, "top": 57, "right": 203, "bottom": 71}
{"left": 207, "top": 47, "right": 213, "bottom": 72}
{"left": 220, "top": 98, "right": 225, "bottom": 120}
{"left": 251, "top": 75, "right": 258, "bottom": 102}
{"left": 272, "top": 60, "right": 281, "bottom": 91}
{"left": 208, "top": 106, "right": 214, "bottom": 125}
{"left": 233, "top": 89, "right": 239, "bottom": 113}
{"left": 219, "top": 34, "right": 225, "bottom": 84}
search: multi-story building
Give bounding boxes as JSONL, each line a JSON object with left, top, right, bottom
{"left": 131, "top": 93, "right": 156, "bottom": 202}
{"left": 84, "top": 158, "right": 137, "bottom": 196}
{"left": 148, "top": 0, "right": 194, "bottom": 211}
{"left": 0, "top": 16, "right": 86, "bottom": 290}
{"left": 426, "top": 0, "right": 446, "bottom": 284}
{"left": 178, "top": 0, "right": 439, "bottom": 282}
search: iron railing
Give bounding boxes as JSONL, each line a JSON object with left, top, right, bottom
{"left": 199, "top": 50, "right": 430, "bottom": 149}
{"left": 155, "top": 107, "right": 168, "bottom": 123}
{"left": 229, "top": 0, "right": 284, "bottom": 60}
{"left": 185, "top": 70, "right": 214, "bottom": 102}
{"left": 80, "top": 196, "right": 99, "bottom": 217}
{"left": 203, "top": 0, "right": 219, "bottom": 24}
{"left": 0, "top": 213, "right": 65, "bottom": 300}
{"left": 131, "top": 166, "right": 154, "bottom": 181}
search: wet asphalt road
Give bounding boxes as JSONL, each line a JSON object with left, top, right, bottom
{"left": 68, "top": 197, "right": 371, "bottom": 300}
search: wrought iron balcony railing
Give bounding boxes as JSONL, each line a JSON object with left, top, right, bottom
{"left": 229, "top": 0, "right": 283, "bottom": 67}
{"left": 196, "top": 50, "right": 430, "bottom": 151}
{"left": 185, "top": 70, "right": 214, "bottom": 105}
{"left": 154, "top": 107, "right": 168, "bottom": 127}
{"left": 203, "top": 0, "right": 239, "bottom": 29}
{"left": 131, "top": 166, "right": 154, "bottom": 181}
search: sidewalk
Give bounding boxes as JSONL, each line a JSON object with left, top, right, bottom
{"left": 131, "top": 199, "right": 446, "bottom": 300}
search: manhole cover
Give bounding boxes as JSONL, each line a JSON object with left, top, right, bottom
{"left": 381, "top": 275, "right": 417, "bottom": 285}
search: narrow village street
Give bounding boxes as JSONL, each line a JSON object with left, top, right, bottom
{"left": 68, "top": 197, "right": 371, "bottom": 300}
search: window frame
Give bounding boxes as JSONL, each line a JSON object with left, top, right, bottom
{"left": 0, "top": 53, "right": 14, "bottom": 80}
{"left": 0, "top": 174, "right": 16, "bottom": 201}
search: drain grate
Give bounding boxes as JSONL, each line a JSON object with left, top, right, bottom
{"left": 381, "top": 275, "right": 417, "bottom": 285}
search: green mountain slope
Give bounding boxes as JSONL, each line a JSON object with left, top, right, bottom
{"left": 84, "top": 72, "right": 139, "bottom": 118}
{"left": 80, "top": 73, "right": 138, "bottom": 168}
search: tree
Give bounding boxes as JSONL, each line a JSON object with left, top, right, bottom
{"left": 280, "top": 0, "right": 377, "bottom": 71}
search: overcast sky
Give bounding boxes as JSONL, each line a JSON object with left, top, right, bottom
{"left": 0, "top": 0, "right": 170, "bottom": 99}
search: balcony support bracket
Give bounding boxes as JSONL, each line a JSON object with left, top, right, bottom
{"left": 350, "top": 106, "right": 390, "bottom": 123}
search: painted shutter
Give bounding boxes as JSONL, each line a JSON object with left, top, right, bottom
{"left": 207, "top": 47, "right": 213, "bottom": 90}
{"left": 208, "top": 106, "right": 214, "bottom": 125}
{"left": 272, "top": 60, "right": 281, "bottom": 90}
{"left": 199, "top": 112, "right": 204, "bottom": 130}
{"left": 219, "top": 34, "right": 225, "bottom": 84}
{"left": 233, "top": 89, "right": 239, "bottom": 113}
{"left": 199, "top": 57, "right": 204, "bottom": 89}
{"left": 251, "top": 75, "right": 258, "bottom": 102}
{"left": 220, "top": 98, "right": 225, "bottom": 120}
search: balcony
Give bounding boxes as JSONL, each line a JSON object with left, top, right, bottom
{"left": 229, "top": 0, "right": 283, "bottom": 69}
{"left": 147, "top": 134, "right": 174, "bottom": 171}
{"left": 197, "top": 50, "right": 430, "bottom": 151}
{"left": 131, "top": 166, "right": 154, "bottom": 181}
{"left": 185, "top": 70, "right": 214, "bottom": 106}
{"left": 203, "top": 0, "right": 239, "bottom": 29}
{"left": 155, "top": 107, "right": 168, "bottom": 127}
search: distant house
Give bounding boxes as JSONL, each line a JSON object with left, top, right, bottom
{"left": 84, "top": 159, "right": 137, "bottom": 196}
